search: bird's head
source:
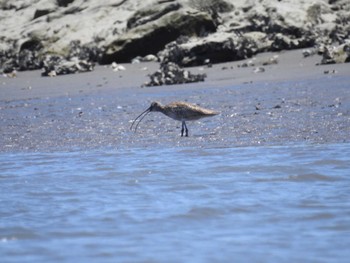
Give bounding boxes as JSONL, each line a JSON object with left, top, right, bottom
{"left": 149, "top": 101, "right": 162, "bottom": 112}
{"left": 130, "top": 101, "right": 163, "bottom": 132}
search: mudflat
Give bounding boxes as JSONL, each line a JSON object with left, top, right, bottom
{"left": 1, "top": 50, "right": 349, "bottom": 152}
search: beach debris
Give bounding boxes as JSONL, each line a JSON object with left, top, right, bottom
{"left": 221, "top": 65, "right": 235, "bottom": 70}
{"left": 131, "top": 57, "right": 141, "bottom": 64}
{"left": 142, "top": 54, "right": 158, "bottom": 62}
{"left": 2, "top": 68, "right": 17, "bottom": 78}
{"left": 238, "top": 60, "right": 255, "bottom": 68}
{"left": 144, "top": 62, "right": 206, "bottom": 87}
{"left": 328, "top": 97, "right": 341, "bottom": 108}
{"left": 302, "top": 49, "right": 316, "bottom": 57}
{"left": 320, "top": 43, "right": 350, "bottom": 65}
{"left": 47, "top": 70, "right": 57, "bottom": 77}
{"left": 111, "top": 62, "right": 126, "bottom": 71}
{"left": 253, "top": 67, "right": 265, "bottom": 73}
{"left": 323, "top": 69, "right": 337, "bottom": 74}
{"left": 261, "top": 55, "right": 279, "bottom": 66}
{"left": 132, "top": 54, "right": 158, "bottom": 64}
{"left": 237, "top": 55, "right": 278, "bottom": 68}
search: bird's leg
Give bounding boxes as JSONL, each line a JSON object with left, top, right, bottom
{"left": 181, "top": 121, "right": 185, "bottom": 137}
{"left": 184, "top": 121, "right": 188, "bottom": 137}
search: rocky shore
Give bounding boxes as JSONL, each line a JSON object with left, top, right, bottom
{"left": 1, "top": 0, "right": 350, "bottom": 152}
{"left": 1, "top": 0, "right": 349, "bottom": 82}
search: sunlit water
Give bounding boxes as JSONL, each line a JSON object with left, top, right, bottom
{"left": 1, "top": 144, "right": 350, "bottom": 263}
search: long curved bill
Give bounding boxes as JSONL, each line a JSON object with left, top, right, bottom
{"left": 130, "top": 107, "right": 151, "bottom": 132}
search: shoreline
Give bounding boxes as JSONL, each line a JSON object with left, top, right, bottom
{"left": 1, "top": 49, "right": 350, "bottom": 152}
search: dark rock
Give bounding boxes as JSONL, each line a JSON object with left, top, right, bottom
{"left": 158, "top": 34, "right": 257, "bottom": 67}
{"left": 320, "top": 43, "right": 350, "bottom": 64}
{"left": 0, "top": 46, "right": 16, "bottom": 73}
{"left": 41, "top": 55, "right": 62, "bottom": 76}
{"left": 17, "top": 49, "right": 42, "bottom": 71}
{"left": 144, "top": 62, "right": 206, "bottom": 86}
{"left": 101, "top": 8, "right": 216, "bottom": 64}
{"left": 33, "top": 9, "right": 54, "bottom": 20}
{"left": 0, "top": 38, "right": 44, "bottom": 72}
{"left": 67, "top": 40, "right": 103, "bottom": 62}
{"left": 271, "top": 33, "right": 316, "bottom": 51}
{"left": 57, "top": 0, "right": 74, "bottom": 7}
{"left": 20, "top": 38, "right": 43, "bottom": 52}
{"left": 0, "top": 38, "right": 99, "bottom": 74}
{"left": 15, "top": 38, "right": 44, "bottom": 71}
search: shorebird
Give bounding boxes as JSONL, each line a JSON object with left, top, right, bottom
{"left": 130, "top": 101, "right": 219, "bottom": 137}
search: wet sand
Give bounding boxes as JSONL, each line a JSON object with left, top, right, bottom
{"left": 1, "top": 49, "right": 350, "bottom": 152}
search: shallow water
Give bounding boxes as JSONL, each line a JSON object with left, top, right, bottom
{"left": 1, "top": 144, "right": 350, "bottom": 263}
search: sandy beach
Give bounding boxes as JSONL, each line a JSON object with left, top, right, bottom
{"left": 1, "top": 49, "right": 349, "bottom": 152}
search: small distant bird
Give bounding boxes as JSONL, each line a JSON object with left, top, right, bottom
{"left": 130, "top": 101, "right": 219, "bottom": 137}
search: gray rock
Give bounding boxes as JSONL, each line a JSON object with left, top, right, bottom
{"left": 33, "top": 8, "right": 54, "bottom": 20}
{"left": 100, "top": 6, "right": 216, "bottom": 64}
{"left": 57, "top": 0, "right": 74, "bottom": 7}
{"left": 320, "top": 43, "right": 350, "bottom": 64}
{"left": 271, "top": 33, "right": 315, "bottom": 51}
{"left": 1, "top": 0, "right": 350, "bottom": 73}
{"left": 158, "top": 32, "right": 257, "bottom": 67}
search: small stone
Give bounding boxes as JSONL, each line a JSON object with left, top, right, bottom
{"left": 253, "top": 67, "right": 265, "bottom": 73}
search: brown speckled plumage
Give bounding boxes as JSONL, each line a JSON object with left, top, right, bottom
{"left": 130, "top": 101, "right": 219, "bottom": 137}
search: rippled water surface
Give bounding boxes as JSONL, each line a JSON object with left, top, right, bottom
{"left": 1, "top": 144, "right": 350, "bottom": 262}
